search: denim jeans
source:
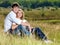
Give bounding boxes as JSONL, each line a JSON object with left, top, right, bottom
{"left": 11, "top": 25, "right": 30, "bottom": 36}
{"left": 34, "top": 27, "right": 47, "bottom": 40}
{"left": 9, "top": 25, "right": 47, "bottom": 40}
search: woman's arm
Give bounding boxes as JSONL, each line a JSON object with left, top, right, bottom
{"left": 21, "top": 20, "right": 30, "bottom": 26}
{"left": 21, "top": 21, "right": 32, "bottom": 32}
{"left": 21, "top": 22, "right": 30, "bottom": 26}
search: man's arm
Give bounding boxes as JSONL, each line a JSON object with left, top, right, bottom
{"left": 10, "top": 13, "right": 22, "bottom": 25}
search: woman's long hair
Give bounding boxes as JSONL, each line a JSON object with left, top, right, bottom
{"left": 16, "top": 9, "right": 24, "bottom": 20}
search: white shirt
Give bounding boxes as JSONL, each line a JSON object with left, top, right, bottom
{"left": 4, "top": 11, "right": 22, "bottom": 32}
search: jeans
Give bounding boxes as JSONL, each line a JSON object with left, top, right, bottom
{"left": 9, "top": 25, "right": 47, "bottom": 40}
{"left": 34, "top": 27, "right": 47, "bottom": 40}
{"left": 10, "top": 25, "right": 30, "bottom": 36}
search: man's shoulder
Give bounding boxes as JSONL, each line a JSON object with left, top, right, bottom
{"left": 9, "top": 11, "right": 15, "bottom": 15}
{"left": 5, "top": 11, "right": 16, "bottom": 19}
{"left": 8, "top": 11, "right": 16, "bottom": 16}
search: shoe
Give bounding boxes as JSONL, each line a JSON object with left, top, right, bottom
{"left": 44, "top": 39, "right": 53, "bottom": 43}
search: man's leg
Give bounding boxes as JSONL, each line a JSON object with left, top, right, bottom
{"left": 34, "top": 27, "right": 47, "bottom": 40}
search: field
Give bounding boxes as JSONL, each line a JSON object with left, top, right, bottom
{"left": 0, "top": 8, "right": 60, "bottom": 45}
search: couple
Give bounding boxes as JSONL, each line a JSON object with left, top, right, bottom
{"left": 4, "top": 2, "right": 52, "bottom": 43}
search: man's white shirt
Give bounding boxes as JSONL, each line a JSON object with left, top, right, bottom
{"left": 4, "top": 11, "right": 22, "bottom": 32}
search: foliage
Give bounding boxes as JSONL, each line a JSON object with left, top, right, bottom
{"left": 0, "top": 0, "right": 60, "bottom": 8}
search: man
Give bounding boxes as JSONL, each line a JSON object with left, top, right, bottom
{"left": 4, "top": 2, "right": 30, "bottom": 36}
{"left": 4, "top": 2, "right": 20, "bottom": 32}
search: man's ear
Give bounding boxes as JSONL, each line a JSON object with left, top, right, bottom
{"left": 11, "top": 7, "right": 15, "bottom": 10}
{"left": 11, "top": 8, "right": 13, "bottom": 11}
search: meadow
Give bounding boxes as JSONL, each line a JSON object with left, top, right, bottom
{"left": 0, "top": 8, "right": 60, "bottom": 45}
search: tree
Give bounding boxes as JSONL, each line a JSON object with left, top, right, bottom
{"left": 0, "top": 0, "right": 11, "bottom": 8}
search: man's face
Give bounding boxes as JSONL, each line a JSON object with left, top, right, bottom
{"left": 13, "top": 6, "right": 19, "bottom": 13}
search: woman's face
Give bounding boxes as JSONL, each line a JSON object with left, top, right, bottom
{"left": 17, "top": 11, "right": 23, "bottom": 18}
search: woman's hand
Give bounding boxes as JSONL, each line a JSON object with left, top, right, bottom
{"left": 21, "top": 22, "right": 32, "bottom": 32}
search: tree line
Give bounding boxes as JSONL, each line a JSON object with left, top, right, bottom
{"left": 0, "top": 0, "right": 60, "bottom": 8}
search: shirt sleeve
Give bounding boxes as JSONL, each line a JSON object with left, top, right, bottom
{"left": 9, "top": 12, "right": 22, "bottom": 25}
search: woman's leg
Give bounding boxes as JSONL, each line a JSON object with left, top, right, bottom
{"left": 12, "top": 28, "right": 20, "bottom": 35}
{"left": 13, "top": 25, "right": 30, "bottom": 36}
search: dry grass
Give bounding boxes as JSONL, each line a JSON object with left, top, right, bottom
{"left": 0, "top": 21, "right": 60, "bottom": 45}
{"left": 0, "top": 8, "right": 60, "bottom": 45}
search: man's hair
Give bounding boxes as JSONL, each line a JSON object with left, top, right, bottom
{"left": 11, "top": 2, "right": 20, "bottom": 8}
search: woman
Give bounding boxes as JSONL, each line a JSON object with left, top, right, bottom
{"left": 11, "top": 9, "right": 32, "bottom": 36}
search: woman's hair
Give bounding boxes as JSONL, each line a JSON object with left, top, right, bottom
{"left": 16, "top": 9, "right": 24, "bottom": 20}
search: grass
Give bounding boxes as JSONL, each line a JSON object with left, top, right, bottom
{"left": 0, "top": 8, "right": 60, "bottom": 45}
{"left": 0, "top": 21, "right": 60, "bottom": 45}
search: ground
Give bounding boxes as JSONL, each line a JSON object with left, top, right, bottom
{"left": 0, "top": 20, "right": 60, "bottom": 45}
